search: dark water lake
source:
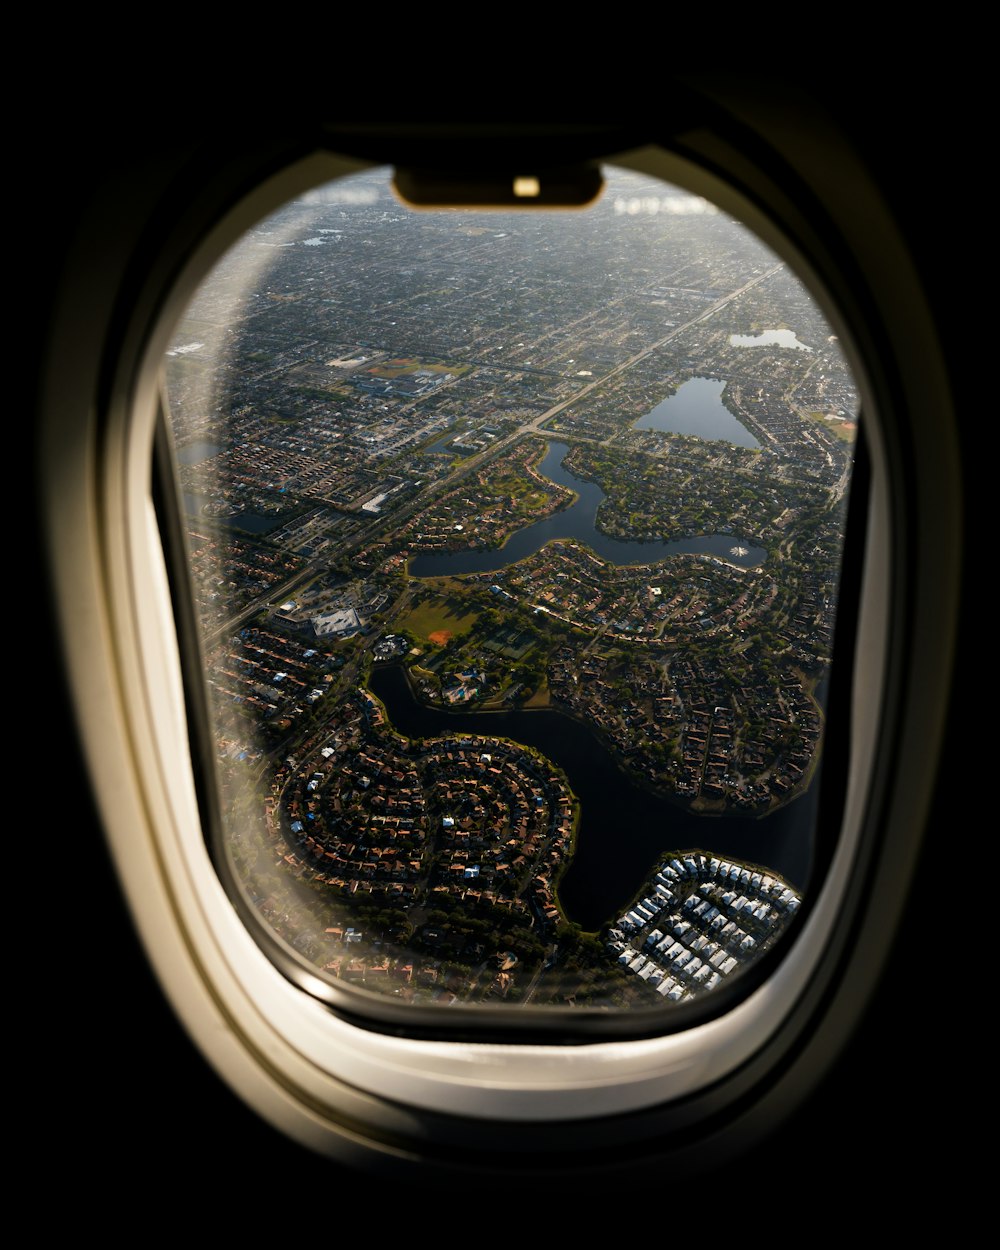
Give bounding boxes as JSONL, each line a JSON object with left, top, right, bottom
{"left": 369, "top": 664, "right": 816, "bottom": 929}
{"left": 409, "top": 441, "right": 766, "bottom": 578}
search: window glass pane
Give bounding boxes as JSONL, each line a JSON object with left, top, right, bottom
{"left": 165, "top": 165, "right": 859, "bottom": 1011}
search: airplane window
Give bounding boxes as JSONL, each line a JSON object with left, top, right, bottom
{"left": 35, "top": 99, "right": 962, "bottom": 1177}
{"left": 160, "top": 160, "right": 862, "bottom": 1032}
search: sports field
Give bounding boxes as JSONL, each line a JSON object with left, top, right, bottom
{"left": 398, "top": 595, "right": 477, "bottom": 645}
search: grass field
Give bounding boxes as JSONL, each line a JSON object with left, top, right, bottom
{"left": 399, "top": 595, "right": 478, "bottom": 645}
{"left": 524, "top": 679, "right": 551, "bottom": 709}
{"left": 805, "top": 409, "right": 857, "bottom": 443}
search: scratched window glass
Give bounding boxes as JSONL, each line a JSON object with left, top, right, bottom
{"left": 165, "top": 165, "right": 859, "bottom": 1010}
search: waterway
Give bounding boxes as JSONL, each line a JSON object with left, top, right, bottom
{"left": 369, "top": 664, "right": 817, "bottom": 930}
{"left": 634, "top": 377, "right": 761, "bottom": 448}
{"left": 408, "top": 441, "right": 766, "bottom": 578}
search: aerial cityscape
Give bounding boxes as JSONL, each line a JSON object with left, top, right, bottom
{"left": 165, "top": 166, "right": 858, "bottom": 1010}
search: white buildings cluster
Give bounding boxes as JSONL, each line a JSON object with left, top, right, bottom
{"left": 608, "top": 852, "right": 801, "bottom": 1002}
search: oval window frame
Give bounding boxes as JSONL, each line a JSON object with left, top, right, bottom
{"left": 43, "top": 119, "right": 959, "bottom": 1172}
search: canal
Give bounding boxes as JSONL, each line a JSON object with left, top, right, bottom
{"left": 409, "top": 440, "right": 766, "bottom": 578}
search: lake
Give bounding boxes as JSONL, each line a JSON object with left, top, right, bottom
{"left": 182, "top": 493, "right": 283, "bottom": 535}
{"left": 369, "top": 664, "right": 816, "bottom": 929}
{"left": 729, "top": 329, "right": 812, "bottom": 350}
{"left": 634, "top": 377, "right": 761, "bottom": 448}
